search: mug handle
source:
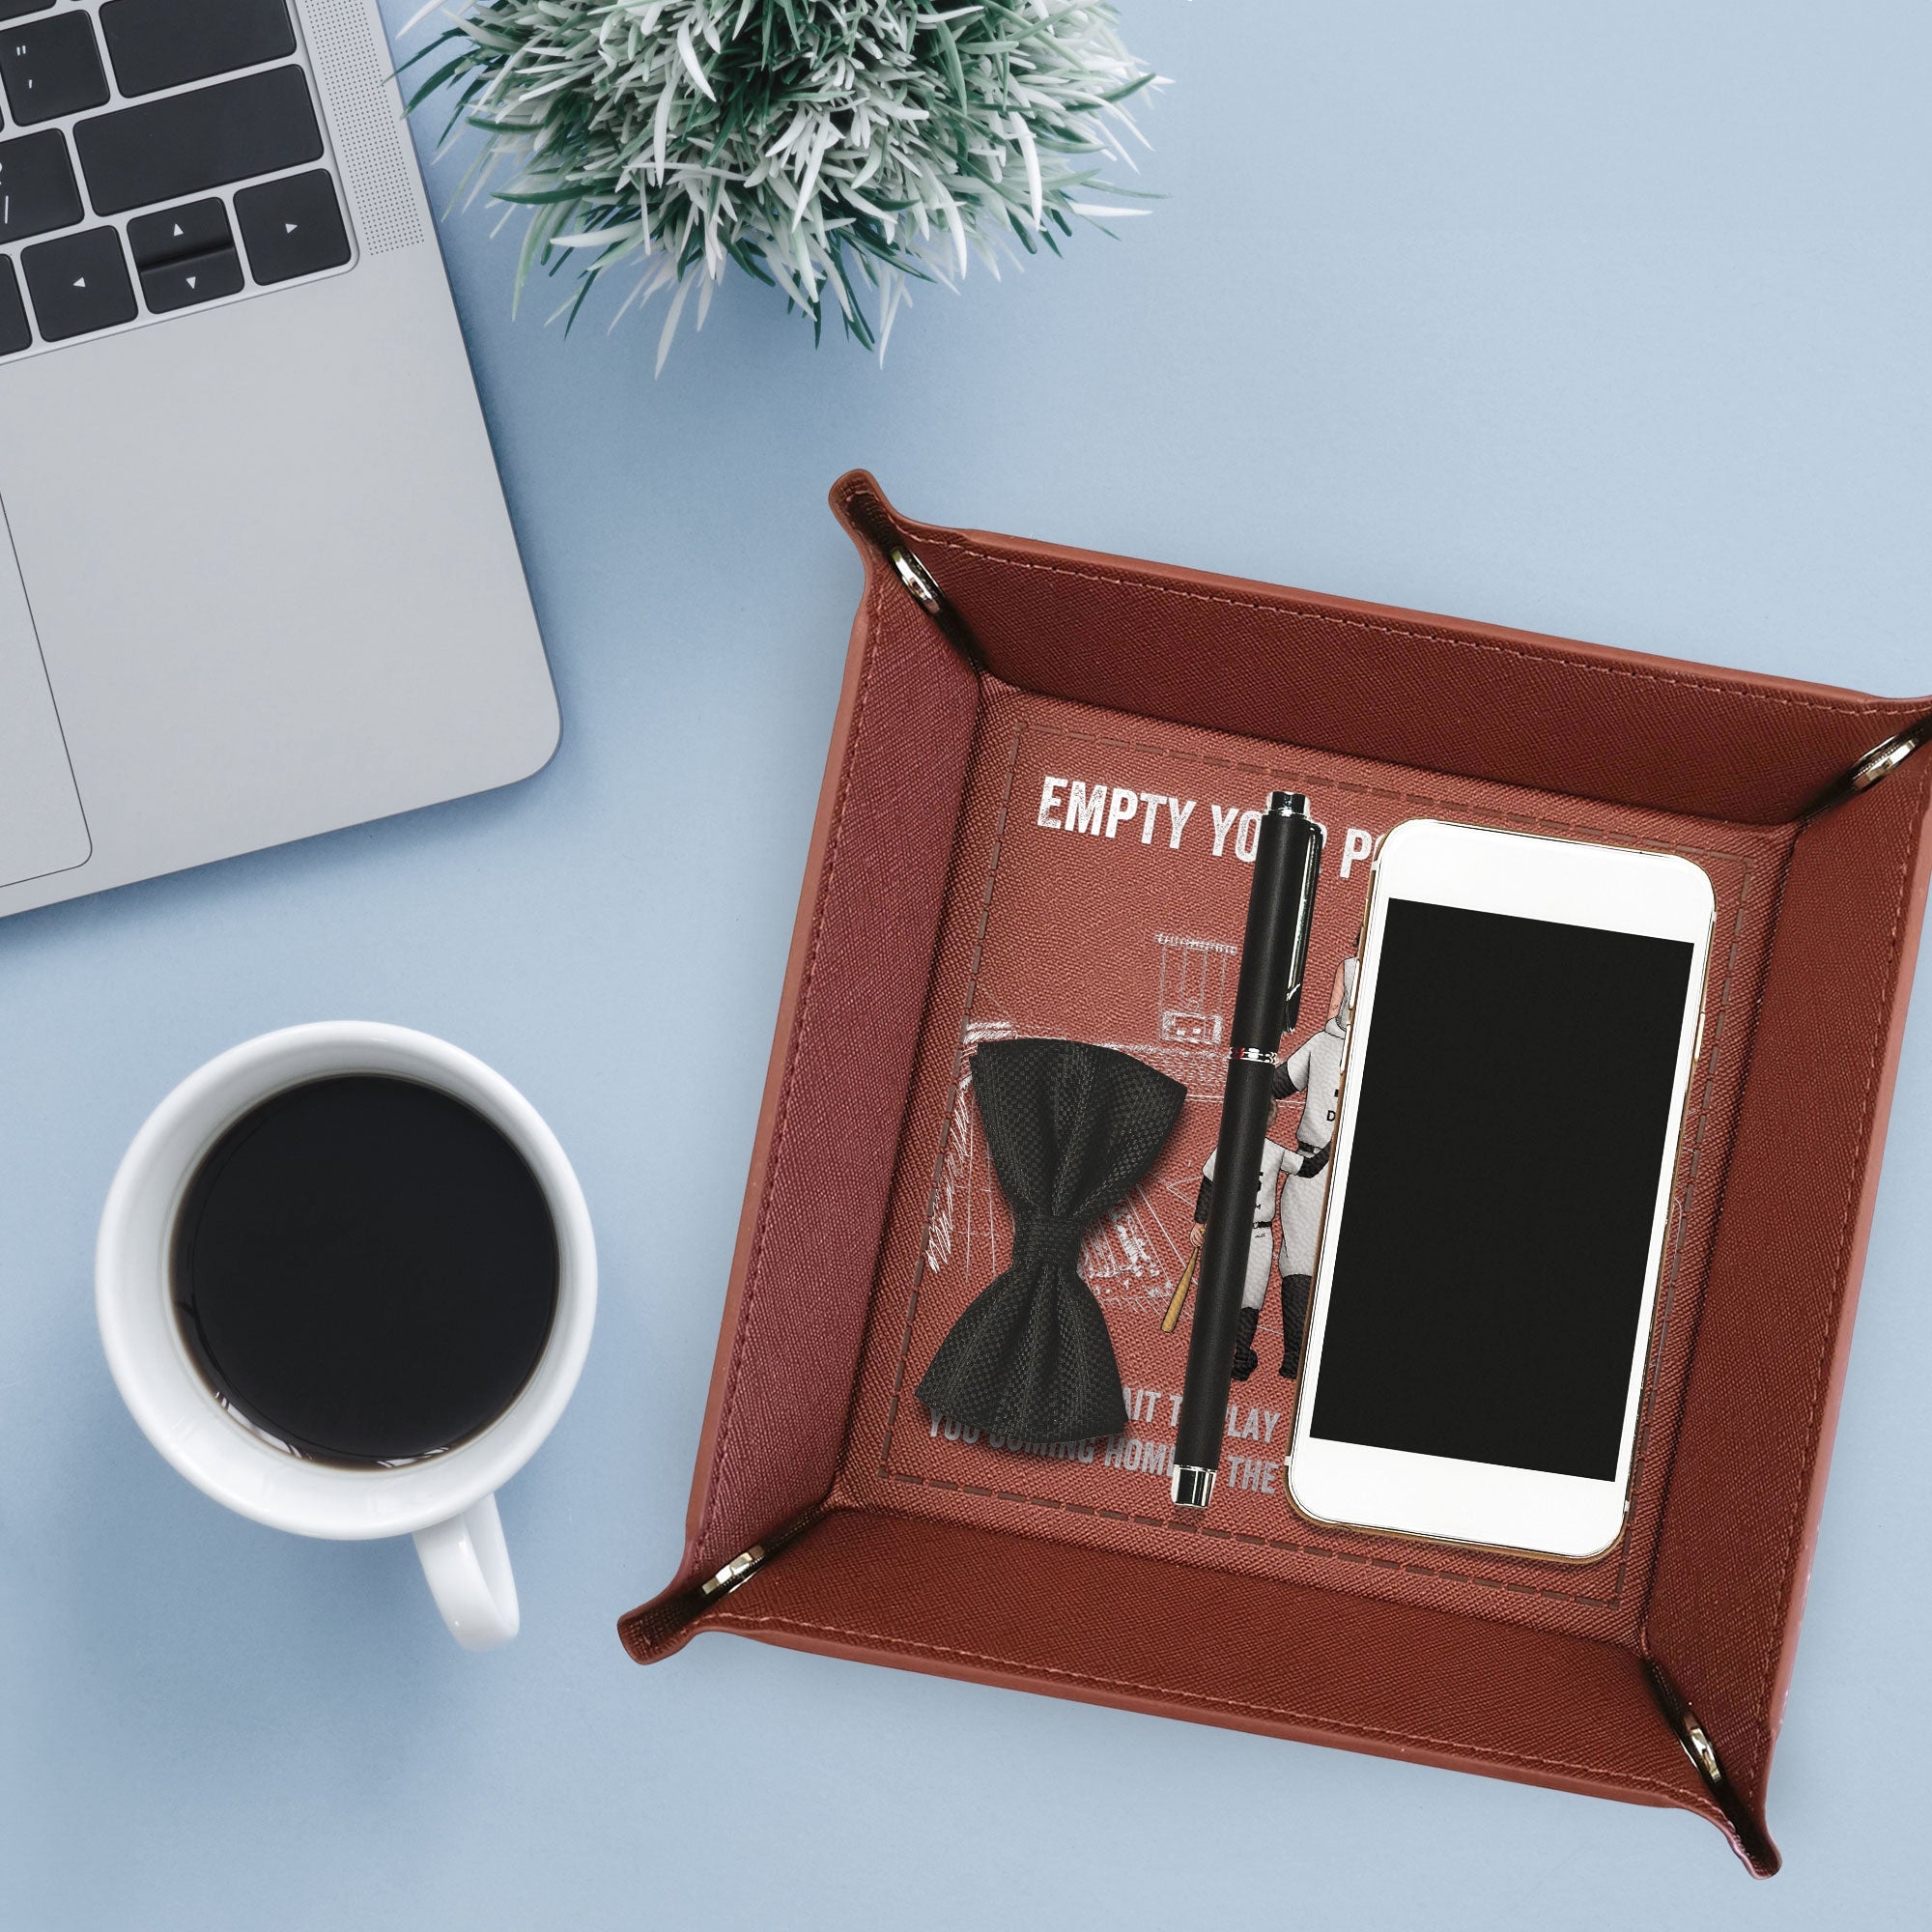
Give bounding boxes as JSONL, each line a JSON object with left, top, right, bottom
{"left": 412, "top": 1492, "right": 521, "bottom": 1650}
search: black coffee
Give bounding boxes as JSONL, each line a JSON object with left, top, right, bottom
{"left": 172, "top": 1074, "right": 559, "bottom": 1464}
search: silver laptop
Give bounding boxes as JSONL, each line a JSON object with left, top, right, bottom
{"left": 0, "top": 0, "right": 557, "bottom": 921}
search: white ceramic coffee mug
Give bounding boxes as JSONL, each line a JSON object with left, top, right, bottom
{"left": 97, "top": 1022, "right": 596, "bottom": 1651}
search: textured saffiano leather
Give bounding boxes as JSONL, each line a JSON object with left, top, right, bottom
{"left": 844, "top": 676, "right": 1782, "bottom": 1658}
{"left": 621, "top": 474, "right": 1932, "bottom": 1878}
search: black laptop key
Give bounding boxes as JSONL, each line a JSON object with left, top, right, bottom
{"left": 0, "top": 255, "right": 29, "bottom": 354}
{"left": 0, "top": 0, "right": 54, "bottom": 22}
{"left": 74, "top": 66, "right": 321, "bottom": 216}
{"left": 101, "top": 0, "right": 296, "bottom": 99}
{"left": 22, "top": 225, "right": 135, "bottom": 339}
{"left": 128, "top": 196, "right": 231, "bottom": 267}
{"left": 1, "top": 14, "right": 109, "bottom": 126}
{"left": 236, "top": 169, "right": 348, "bottom": 284}
{"left": 139, "top": 242, "right": 242, "bottom": 312}
{"left": 0, "top": 128, "right": 82, "bottom": 243}
{"left": 129, "top": 196, "right": 242, "bottom": 310}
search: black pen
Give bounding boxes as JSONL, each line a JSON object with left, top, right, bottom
{"left": 1171, "top": 792, "right": 1323, "bottom": 1510}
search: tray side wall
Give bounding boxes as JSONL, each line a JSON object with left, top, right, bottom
{"left": 662, "top": 558, "right": 982, "bottom": 1588}
{"left": 867, "top": 477, "right": 1927, "bottom": 825}
{"left": 1645, "top": 755, "right": 1932, "bottom": 1823}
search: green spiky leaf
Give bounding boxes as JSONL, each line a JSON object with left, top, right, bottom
{"left": 405, "top": 0, "right": 1157, "bottom": 366}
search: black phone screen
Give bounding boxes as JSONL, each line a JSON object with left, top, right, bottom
{"left": 1308, "top": 898, "right": 1696, "bottom": 1482}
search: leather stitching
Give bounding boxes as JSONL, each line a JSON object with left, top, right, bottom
{"left": 704, "top": 1604, "right": 1722, "bottom": 1816}
{"left": 1737, "top": 758, "right": 1932, "bottom": 1788}
{"left": 861, "top": 716, "right": 1028, "bottom": 1490}
{"left": 912, "top": 529, "right": 1909, "bottom": 721}
{"left": 1635, "top": 837, "right": 1797, "bottom": 1642}
{"left": 692, "top": 574, "right": 890, "bottom": 1563}
{"left": 880, "top": 712, "right": 1776, "bottom": 1612}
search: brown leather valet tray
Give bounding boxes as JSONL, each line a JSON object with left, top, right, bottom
{"left": 622, "top": 471, "right": 1932, "bottom": 1876}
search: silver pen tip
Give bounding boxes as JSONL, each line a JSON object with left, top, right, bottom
{"left": 1170, "top": 1464, "right": 1215, "bottom": 1510}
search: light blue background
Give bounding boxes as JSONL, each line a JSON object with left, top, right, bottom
{"left": 4, "top": 2, "right": 1929, "bottom": 1923}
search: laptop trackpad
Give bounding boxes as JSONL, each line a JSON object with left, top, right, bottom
{"left": 0, "top": 522, "right": 89, "bottom": 890}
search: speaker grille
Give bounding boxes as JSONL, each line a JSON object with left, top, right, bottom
{"left": 301, "top": 0, "right": 425, "bottom": 257}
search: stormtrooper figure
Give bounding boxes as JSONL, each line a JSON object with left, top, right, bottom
{"left": 1188, "top": 1113, "right": 1299, "bottom": 1381}
{"left": 1269, "top": 956, "right": 1358, "bottom": 1377}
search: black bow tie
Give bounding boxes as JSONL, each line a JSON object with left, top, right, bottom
{"left": 917, "top": 1038, "right": 1186, "bottom": 1444}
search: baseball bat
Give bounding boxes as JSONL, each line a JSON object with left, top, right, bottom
{"left": 1162, "top": 1246, "right": 1198, "bottom": 1334}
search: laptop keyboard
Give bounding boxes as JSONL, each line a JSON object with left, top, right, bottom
{"left": 0, "top": 0, "right": 352, "bottom": 358}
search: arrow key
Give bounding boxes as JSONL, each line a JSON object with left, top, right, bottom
{"left": 127, "top": 196, "right": 244, "bottom": 312}
{"left": 236, "top": 169, "right": 349, "bottom": 285}
{"left": 139, "top": 242, "right": 242, "bottom": 313}
{"left": 20, "top": 226, "right": 135, "bottom": 340}
{"left": 128, "top": 195, "right": 231, "bottom": 270}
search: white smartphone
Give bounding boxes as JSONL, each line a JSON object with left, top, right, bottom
{"left": 1285, "top": 819, "right": 1714, "bottom": 1561}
